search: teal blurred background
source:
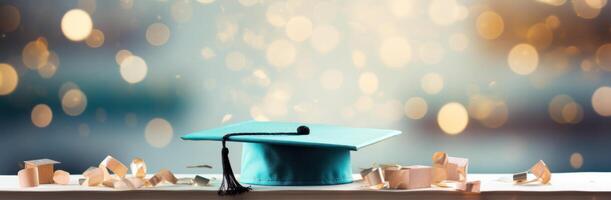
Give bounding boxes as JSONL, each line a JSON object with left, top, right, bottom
{"left": 0, "top": 0, "right": 610, "bottom": 175}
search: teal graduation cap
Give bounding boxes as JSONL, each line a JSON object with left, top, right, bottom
{"left": 181, "top": 121, "right": 401, "bottom": 195}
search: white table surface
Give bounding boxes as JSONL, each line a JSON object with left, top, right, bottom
{"left": 1, "top": 173, "right": 610, "bottom": 200}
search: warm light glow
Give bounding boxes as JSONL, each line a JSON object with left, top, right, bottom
{"left": 428, "top": 0, "right": 459, "bottom": 26}
{"left": 115, "top": 49, "right": 133, "bottom": 65}
{"left": 476, "top": 11, "right": 504, "bottom": 40}
{"left": 508, "top": 43, "right": 539, "bottom": 75}
{"left": 320, "top": 69, "right": 344, "bottom": 90}
{"left": 266, "top": 1, "right": 290, "bottom": 27}
{"left": 225, "top": 51, "right": 247, "bottom": 71}
{"left": 285, "top": 16, "right": 312, "bottom": 42}
{"left": 61, "top": 89, "right": 88, "bottom": 116}
{"left": 38, "top": 51, "right": 59, "bottom": 79}
{"left": 31, "top": 104, "right": 53, "bottom": 128}
{"left": 592, "top": 86, "right": 611, "bottom": 116}
{"left": 145, "top": 118, "right": 174, "bottom": 148}
{"left": 266, "top": 39, "right": 296, "bottom": 68}
{"left": 352, "top": 50, "right": 367, "bottom": 68}
{"left": 22, "top": 39, "right": 49, "bottom": 70}
{"left": 545, "top": 15, "right": 561, "bottom": 30}
{"left": 61, "top": 9, "right": 93, "bottom": 41}
{"left": 549, "top": 95, "right": 574, "bottom": 124}
{"left": 310, "top": 25, "right": 340, "bottom": 53}
{"left": 146, "top": 23, "right": 171, "bottom": 46}
{"left": 120, "top": 55, "right": 148, "bottom": 84}
{"left": 585, "top": 0, "right": 607, "bottom": 8}
{"left": 561, "top": 102, "right": 583, "bottom": 124}
{"left": 421, "top": 73, "right": 444, "bottom": 95}
{"left": 570, "top": 152, "right": 583, "bottom": 169}
{"left": 85, "top": 29, "right": 105, "bottom": 48}
{"left": 0, "top": 63, "right": 18, "bottom": 95}
{"left": 0, "top": 5, "right": 20, "bottom": 33}
{"left": 572, "top": 0, "right": 602, "bottom": 19}
{"left": 358, "top": 72, "right": 379, "bottom": 95}
{"left": 595, "top": 43, "right": 611, "bottom": 71}
{"left": 388, "top": 0, "right": 412, "bottom": 18}
{"left": 437, "top": 102, "right": 469, "bottom": 135}
{"left": 527, "top": 23, "right": 553, "bottom": 50}
{"left": 379, "top": 37, "right": 411, "bottom": 68}
{"left": 404, "top": 97, "right": 428, "bottom": 120}
{"left": 538, "top": 0, "right": 567, "bottom": 6}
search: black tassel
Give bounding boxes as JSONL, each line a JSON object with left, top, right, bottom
{"left": 217, "top": 125, "right": 310, "bottom": 196}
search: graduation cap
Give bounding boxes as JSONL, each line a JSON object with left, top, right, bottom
{"left": 181, "top": 121, "right": 401, "bottom": 195}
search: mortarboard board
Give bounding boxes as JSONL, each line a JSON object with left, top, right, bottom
{"left": 181, "top": 121, "right": 401, "bottom": 195}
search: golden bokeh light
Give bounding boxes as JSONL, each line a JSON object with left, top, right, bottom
{"left": 428, "top": 0, "right": 459, "bottom": 26}
{"left": 595, "top": 43, "right": 611, "bottom": 71}
{"left": 476, "top": 11, "right": 504, "bottom": 40}
{"left": 22, "top": 38, "right": 50, "bottom": 70}
{"left": 266, "top": 39, "right": 296, "bottom": 68}
{"left": 508, "top": 43, "right": 539, "bottom": 75}
{"left": 146, "top": 23, "right": 171, "bottom": 46}
{"left": 310, "top": 25, "right": 340, "bottom": 53}
{"left": 388, "top": 0, "right": 413, "bottom": 18}
{"left": 0, "top": 63, "right": 18, "bottom": 95}
{"left": 171, "top": 0, "right": 193, "bottom": 23}
{"left": 527, "top": 23, "right": 553, "bottom": 50}
{"left": 0, "top": 5, "right": 21, "bottom": 33}
{"left": 58, "top": 82, "right": 79, "bottom": 99}
{"left": 592, "top": 86, "right": 611, "bottom": 116}
{"left": 320, "top": 69, "right": 344, "bottom": 90}
{"left": 449, "top": 33, "right": 469, "bottom": 52}
{"left": 285, "top": 16, "right": 312, "bottom": 42}
{"left": 85, "top": 29, "right": 105, "bottom": 48}
{"left": 225, "top": 51, "right": 247, "bottom": 71}
{"left": 38, "top": 51, "right": 59, "bottom": 79}
{"left": 358, "top": 72, "right": 379, "bottom": 95}
{"left": 352, "top": 50, "right": 367, "bottom": 68}
{"left": 545, "top": 15, "right": 561, "bottom": 30}
{"left": 480, "top": 101, "right": 509, "bottom": 128}
{"left": 144, "top": 118, "right": 174, "bottom": 148}
{"left": 115, "top": 49, "right": 133, "bottom": 65}
{"left": 437, "top": 102, "right": 469, "bottom": 135}
{"left": 404, "top": 97, "right": 428, "bottom": 120}
{"left": 61, "top": 9, "right": 93, "bottom": 41}
{"left": 421, "top": 73, "right": 444, "bottom": 95}
{"left": 538, "top": 0, "right": 567, "bottom": 6}
{"left": 379, "top": 37, "right": 411, "bottom": 68}
{"left": 61, "top": 89, "right": 88, "bottom": 116}
{"left": 468, "top": 95, "right": 495, "bottom": 120}
{"left": 31, "top": 104, "right": 53, "bottom": 128}
{"left": 120, "top": 55, "right": 148, "bottom": 84}
{"left": 418, "top": 41, "right": 445, "bottom": 65}
{"left": 570, "top": 152, "right": 583, "bottom": 169}
{"left": 266, "top": 1, "right": 290, "bottom": 27}
{"left": 585, "top": 0, "right": 607, "bottom": 8}
{"left": 561, "top": 102, "right": 584, "bottom": 124}
{"left": 549, "top": 95, "right": 576, "bottom": 124}
{"left": 572, "top": 0, "right": 602, "bottom": 19}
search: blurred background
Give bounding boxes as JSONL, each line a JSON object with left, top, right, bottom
{"left": 0, "top": 0, "right": 610, "bottom": 175}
